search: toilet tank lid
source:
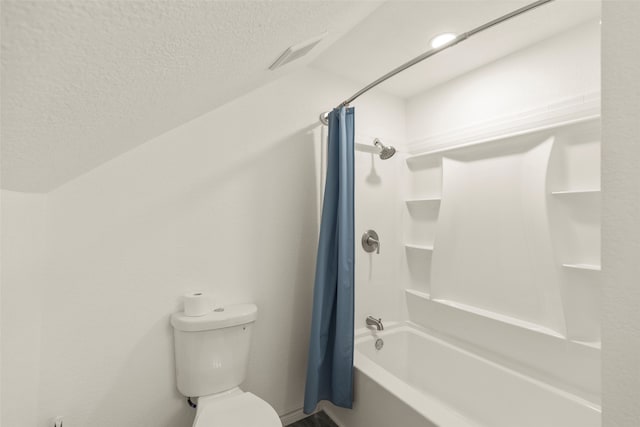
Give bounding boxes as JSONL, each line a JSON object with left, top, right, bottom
{"left": 171, "top": 303, "right": 257, "bottom": 332}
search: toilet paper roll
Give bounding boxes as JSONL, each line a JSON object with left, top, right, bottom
{"left": 183, "top": 292, "right": 213, "bottom": 317}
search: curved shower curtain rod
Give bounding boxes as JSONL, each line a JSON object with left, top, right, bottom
{"left": 319, "top": 0, "right": 555, "bottom": 125}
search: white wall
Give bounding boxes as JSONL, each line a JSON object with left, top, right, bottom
{"left": 0, "top": 67, "right": 404, "bottom": 427}
{"left": 0, "top": 191, "right": 47, "bottom": 427}
{"left": 405, "top": 20, "right": 601, "bottom": 149}
{"left": 601, "top": 1, "right": 640, "bottom": 425}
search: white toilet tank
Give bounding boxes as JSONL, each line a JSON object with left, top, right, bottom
{"left": 171, "top": 303, "right": 257, "bottom": 397}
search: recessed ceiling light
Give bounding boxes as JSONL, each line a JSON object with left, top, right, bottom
{"left": 430, "top": 33, "right": 457, "bottom": 49}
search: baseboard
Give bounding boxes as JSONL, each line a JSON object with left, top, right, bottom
{"left": 280, "top": 404, "right": 346, "bottom": 427}
{"left": 279, "top": 407, "right": 312, "bottom": 426}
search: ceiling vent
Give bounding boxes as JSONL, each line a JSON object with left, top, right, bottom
{"left": 269, "top": 33, "right": 327, "bottom": 70}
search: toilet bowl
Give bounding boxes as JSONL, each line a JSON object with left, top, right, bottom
{"left": 171, "top": 303, "right": 281, "bottom": 427}
{"left": 193, "top": 388, "right": 281, "bottom": 427}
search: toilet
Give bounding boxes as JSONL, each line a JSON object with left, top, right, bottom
{"left": 171, "top": 303, "right": 282, "bottom": 427}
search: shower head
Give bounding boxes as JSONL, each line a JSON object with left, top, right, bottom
{"left": 374, "top": 138, "right": 396, "bottom": 160}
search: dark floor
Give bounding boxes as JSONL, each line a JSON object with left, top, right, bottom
{"left": 286, "top": 411, "right": 338, "bottom": 427}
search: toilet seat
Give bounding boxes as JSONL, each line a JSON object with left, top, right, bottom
{"left": 194, "top": 389, "right": 281, "bottom": 427}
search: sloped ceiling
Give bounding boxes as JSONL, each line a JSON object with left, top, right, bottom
{"left": 1, "top": 0, "right": 381, "bottom": 192}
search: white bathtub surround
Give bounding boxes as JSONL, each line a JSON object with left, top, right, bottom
{"left": 401, "top": 114, "right": 602, "bottom": 400}
{"left": 326, "top": 323, "right": 600, "bottom": 427}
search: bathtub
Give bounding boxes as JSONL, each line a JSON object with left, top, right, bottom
{"left": 324, "top": 323, "right": 600, "bottom": 427}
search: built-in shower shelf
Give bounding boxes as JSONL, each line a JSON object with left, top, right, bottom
{"left": 572, "top": 340, "right": 602, "bottom": 350}
{"left": 433, "top": 298, "right": 565, "bottom": 339}
{"left": 405, "top": 289, "right": 565, "bottom": 339}
{"left": 405, "top": 244, "right": 434, "bottom": 251}
{"left": 551, "top": 189, "right": 600, "bottom": 195}
{"left": 405, "top": 288, "right": 431, "bottom": 300}
{"left": 562, "top": 263, "right": 601, "bottom": 271}
{"left": 405, "top": 197, "right": 442, "bottom": 204}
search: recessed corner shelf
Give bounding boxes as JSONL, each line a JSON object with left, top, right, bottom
{"left": 405, "top": 197, "right": 442, "bottom": 204}
{"left": 551, "top": 189, "right": 601, "bottom": 195}
{"left": 562, "top": 263, "right": 601, "bottom": 271}
{"left": 405, "top": 244, "right": 434, "bottom": 251}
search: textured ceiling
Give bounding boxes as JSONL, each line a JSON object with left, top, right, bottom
{"left": 312, "top": 0, "right": 601, "bottom": 98}
{"left": 1, "top": 0, "right": 381, "bottom": 192}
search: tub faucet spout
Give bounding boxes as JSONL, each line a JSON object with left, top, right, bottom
{"left": 366, "top": 316, "right": 384, "bottom": 331}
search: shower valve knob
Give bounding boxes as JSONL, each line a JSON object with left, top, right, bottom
{"left": 370, "top": 237, "right": 380, "bottom": 254}
{"left": 362, "top": 230, "right": 380, "bottom": 254}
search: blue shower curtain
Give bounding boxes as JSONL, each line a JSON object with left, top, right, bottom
{"left": 303, "top": 107, "right": 355, "bottom": 413}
